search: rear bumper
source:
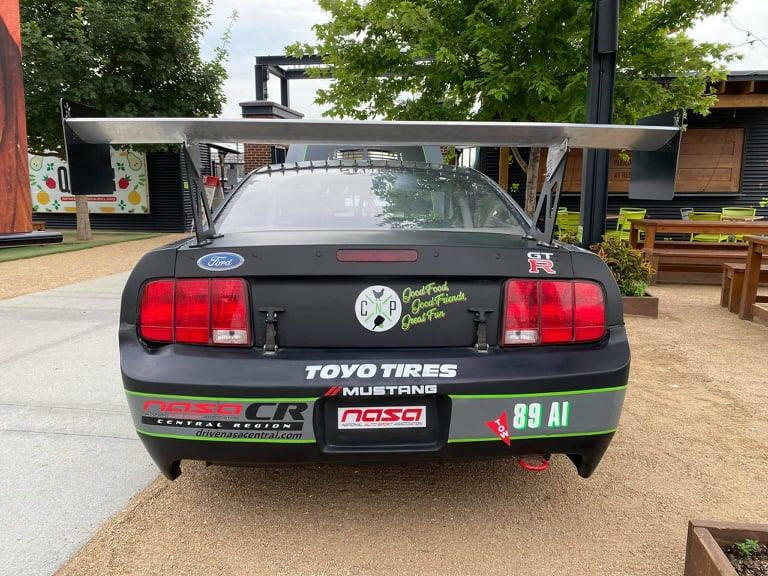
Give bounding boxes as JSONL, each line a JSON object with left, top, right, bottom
{"left": 121, "top": 326, "right": 630, "bottom": 479}
{"left": 138, "top": 430, "right": 616, "bottom": 480}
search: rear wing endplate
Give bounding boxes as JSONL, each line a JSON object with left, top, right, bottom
{"left": 63, "top": 116, "right": 681, "bottom": 246}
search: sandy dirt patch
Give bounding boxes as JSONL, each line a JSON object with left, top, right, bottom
{"left": 0, "top": 234, "right": 189, "bottom": 300}
{"left": 57, "top": 284, "right": 768, "bottom": 576}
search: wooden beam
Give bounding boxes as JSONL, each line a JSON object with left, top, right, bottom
{"left": 714, "top": 93, "right": 768, "bottom": 108}
{"left": 498, "top": 147, "right": 510, "bottom": 192}
{"left": 0, "top": 0, "right": 33, "bottom": 234}
{"left": 738, "top": 80, "right": 755, "bottom": 94}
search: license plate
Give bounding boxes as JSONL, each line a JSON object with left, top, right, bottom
{"left": 337, "top": 405, "right": 427, "bottom": 429}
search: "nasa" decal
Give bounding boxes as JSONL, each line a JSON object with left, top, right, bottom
{"left": 196, "top": 252, "right": 245, "bottom": 272}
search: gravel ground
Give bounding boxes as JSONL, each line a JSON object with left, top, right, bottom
{"left": 57, "top": 284, "right": 768, "bottom": 576}
{"left": 0, "top": 234, "right": 189, "bottom": 300}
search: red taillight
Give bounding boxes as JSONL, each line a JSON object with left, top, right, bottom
{"left": 139, "top": 278, "right": 250, "bottom": 346}
{"left": 503, "top": 280, "right": 538, "bottom": 345}
{"left": 211, "top": 279, "right": 250, "bottom": 345}
{"left": 502, "top": 280, "right": 605, "bottom": 346}
{"left": 574, "top": 282, "right": 606, "bottom": 341}
{"left": 175, "top": 279, "right": 210, "bottom": 344}
{"left": 540, "top": 281, "right": 574, "bottom": 344}
{"left": 138, "top": 280, "right": 174, "bottom": 342}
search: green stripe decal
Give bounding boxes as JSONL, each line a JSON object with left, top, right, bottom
{"left": 448, "top": 385, "right": 626, "bottom": 400}
{"left": 447, "top": 428, "right": 616, "bottom": 443}
{"left": 126, "top": 390, "right": 319, "bottom": 403}
{"left": 137, "top": 429, "right": 316, "bottom": 444}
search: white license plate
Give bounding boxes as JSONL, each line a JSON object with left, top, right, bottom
{"left": 337, "top": 405, "right": 427, "bottom": 429}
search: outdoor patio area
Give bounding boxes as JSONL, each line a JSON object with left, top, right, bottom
{"left": 55, "top": 284, "right": 768, "bottom": 576}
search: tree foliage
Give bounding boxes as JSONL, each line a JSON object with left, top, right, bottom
{"left": 21, "top": 0, "right": 231, "bottom": 153}
{"left": 288, "top": 0, "right": 738, "bottom": 124}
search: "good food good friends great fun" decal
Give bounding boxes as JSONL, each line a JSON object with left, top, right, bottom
{"left": 400, "top": 281, "right": 467, "bottom": 331}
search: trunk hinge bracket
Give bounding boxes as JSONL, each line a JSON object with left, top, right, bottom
{"left": 184, "top": 139, "right": 222, "bottom": 248}
{"left": 525, "top": 138, "right": 569, "bottom": 246}
{"left": 258, "top": 307, "right": 284, "bottom": 354}
{"left": 469, "top": 307, "right": 494, "bottom": 352}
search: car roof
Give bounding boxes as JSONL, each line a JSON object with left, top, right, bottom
{"left": 250, "top": 159, "right": 479, "bottom": 177}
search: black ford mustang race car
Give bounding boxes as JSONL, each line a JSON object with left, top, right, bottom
{"left": 119, "top": 152, "right": 628, "bottom": 480}
{"left": 63, "top": 116, "right": 678, "bottom": 480}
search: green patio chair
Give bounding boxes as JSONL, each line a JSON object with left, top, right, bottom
{"left": 556, "top": 211, "right": 581, "bottom": 241}
{"left": 722, "top": 207, "right": 756, "bottom": 242}
{"left": 688, "top": 211, "right": 725, "bottom": 242}
{"left": 605, "top": 208, "right": 646, "bottom": 242}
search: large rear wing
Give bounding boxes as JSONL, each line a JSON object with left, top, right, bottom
{"left": 63, "top": 116, "right": 681, "bottom": 246}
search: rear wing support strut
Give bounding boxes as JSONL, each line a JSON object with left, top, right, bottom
{"left": 526, "top": 139, "right": 568, "bottom": 245}
{"left": 183, "top": 141, "right": 220, "bottom": 247}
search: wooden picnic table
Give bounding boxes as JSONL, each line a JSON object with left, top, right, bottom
{"left": 739, "top": 235, "right": 768, "bottom": 321}
{"left": 628, "top": 220, "right": 768, "bottom": 284}
{"left": 629, "top": 219, "right": 768, "bottom": 252}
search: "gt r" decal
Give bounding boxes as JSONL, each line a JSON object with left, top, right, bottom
{"left": 527, "top": 251, "right": 556, "bottom": 275}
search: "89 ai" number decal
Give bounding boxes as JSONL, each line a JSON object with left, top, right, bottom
{"left": 485, "top": 401, "right": 571, "bottom": 445}
{"left": 511, "top": 401, "right": 570, "bottom": 430}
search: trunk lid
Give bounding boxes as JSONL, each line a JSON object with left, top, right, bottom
{"left": 175, "top": 230, "right": 574, "bottom": 348}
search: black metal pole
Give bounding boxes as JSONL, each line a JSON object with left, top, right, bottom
{"left": 580, "top": 0, "right": 619, "bottom": 247}
{"left": 255, "top": 64, "right": 268, "bottom": 100}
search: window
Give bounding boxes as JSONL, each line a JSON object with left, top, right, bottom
{"left": 332, "top": 149, "right": 402, "bottom": 161}
{"left": 217, "top": 166, "right": 527, "bottom": 234}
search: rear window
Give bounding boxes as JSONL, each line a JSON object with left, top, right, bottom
{"left": 217, "top": 166, "right": 528, "bottom": 234}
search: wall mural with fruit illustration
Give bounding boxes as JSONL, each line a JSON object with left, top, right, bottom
{"left": 29, "top": 148, "right": 149, "bottom": 214}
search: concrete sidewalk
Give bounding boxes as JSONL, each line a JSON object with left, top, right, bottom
{"left": 0, "top": 273, "right": 157, "bottom": 576}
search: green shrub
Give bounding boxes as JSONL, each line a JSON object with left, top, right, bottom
{"left": 557, "top": 230, "right": 580, "bottom": 245}
{"left": 590, "top": 236, "right": 654, "bottom": 297}
{"left": 735, "top": 539, "right": 761, "bottom": 558}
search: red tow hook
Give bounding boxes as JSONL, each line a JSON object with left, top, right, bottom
{"left": 517, "top": 455, "right": 550, "bottom": 472}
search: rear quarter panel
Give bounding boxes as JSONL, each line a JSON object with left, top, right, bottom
{"left": 568, "top": 246, "right": 624, "bottom": 327}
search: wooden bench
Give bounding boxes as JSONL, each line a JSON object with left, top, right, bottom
{"left": 629, "top": 220, "right": 768, "bottom": 284}
{"left": 739, "top": 235, "right": 768, "bottom": 322}
{"left": 645, "top": 248, "right": 748, "bottom": 284}
{"left": 637, "top": 240, "right": 747, "bottom": 251}
{"left": 720, "top": 262, "right": 768, "bottom": 313}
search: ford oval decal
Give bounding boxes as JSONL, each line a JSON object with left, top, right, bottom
{"left": 196, "top": 252, "right": 244, "bottom": 271}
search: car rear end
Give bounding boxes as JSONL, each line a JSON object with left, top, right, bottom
{"left": 119, "top": 163, "right": 628, "bottom": 479}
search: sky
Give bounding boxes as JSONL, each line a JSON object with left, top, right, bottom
{"left": 200, "top": 0, "right": 768, "bottom": 119}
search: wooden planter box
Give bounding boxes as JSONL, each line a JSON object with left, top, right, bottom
{"left": 622, "top": 292, "right": 659, "bottom": 318}
{"left": 684, "top": 520, "right": 768, "bottom": 576}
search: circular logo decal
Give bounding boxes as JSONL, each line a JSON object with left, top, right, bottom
{"left": 355, "top": 285, "right": 402, "bottom": 332}
{"left": 196, "top": 252, "right": 244, "bottom": 271}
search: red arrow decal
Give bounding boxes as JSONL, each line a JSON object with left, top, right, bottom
{"left": 485, "top": 410, "right": 511, "bottom": 446}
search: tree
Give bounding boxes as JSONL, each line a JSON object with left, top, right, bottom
{"left": 288, "top": 0, "right": 738, "bottom": 213}
{"left": 21, "top": 0, "right": 232, "bottom": 238}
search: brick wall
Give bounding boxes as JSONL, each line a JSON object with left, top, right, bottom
{"left": 242, "top": 112, "right": 280, "bottom": 173}
{"left": 243, "top": 143, "right": 273, "bottom": 173}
